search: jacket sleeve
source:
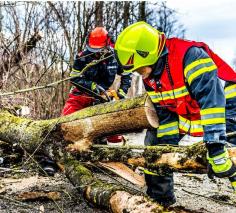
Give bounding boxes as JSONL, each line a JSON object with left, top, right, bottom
{"left": 116, "top": 61, "right": 132, "bottom": 93}
{"left": 119, "top": 72, "right": 132, "bottom": 93}
{"left": 70, "top": 53, "right": 97, "bottom": 90}
{"left": 183, "top": 47, "right": 226, "bottom": 145}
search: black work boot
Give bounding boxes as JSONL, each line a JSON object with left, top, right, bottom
{"left": 145, "top": 173, "right": 176, "bottom": 207}
{"left": 38, "top": 157, "right": 58, "bottom": 176}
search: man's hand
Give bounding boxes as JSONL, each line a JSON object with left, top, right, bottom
{"left": 91, "top": 82, "right": 105, "bottom": 94}
{"left": 207, "top": 147, "right": 236, "bottom": 193}
{"left": 117, "top": 88, "right": 127, "bottom": 99}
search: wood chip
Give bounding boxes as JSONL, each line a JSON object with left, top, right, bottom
{"left": 99, "top": 162, "right": 145, "bottom": 187}
{"left": 17, "top": 191, "right": 61, "bottom": 201}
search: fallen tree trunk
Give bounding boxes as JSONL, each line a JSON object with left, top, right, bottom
{"left": 1, "top": 94, "right": 236, "bottom": 173}
{"left": 84, "top": 144, "right": 207, "bottom": 173}
{"left": 64, "top": 157, "right": 164, "bottom": 213}
{"left": 0, "top": 94, "right": 158, "bottom": 156}
{"left": 79, "top": 144, "right": 236, "bottom": 174}
{"left": 1, "top": 94, "right": 236, "bottom": 212}
{"left": 0, "top": 95, "right": 165, "bottom": 212}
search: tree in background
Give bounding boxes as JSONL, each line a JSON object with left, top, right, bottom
{"left": 0, "top": 1, "right": 185, "bottom": 119}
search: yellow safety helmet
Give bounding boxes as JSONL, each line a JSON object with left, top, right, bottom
{"left": 115, "top": 21, "right": 166, "bottom": 73}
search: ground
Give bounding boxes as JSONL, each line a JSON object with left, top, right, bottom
{"left": 1, "top": 171, "right": 236, "bottom": 212}
{"left": 0, "top": 132, "right": 236, "bottom": 212}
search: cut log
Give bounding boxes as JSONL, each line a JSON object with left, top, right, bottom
{"left": 1, "top": 94, "right": 236, "bottom": 211}
{"left": 0, "top": 94, "right": 158, "bottom": 155}
{"left": 64, "top": 157, "right": 164, "bottom": 213}
{"left": 98, "top": 162, "right": 145, "bottom": 187}
{"left": 86, "top": 144, "right": 236, "bottom": 174}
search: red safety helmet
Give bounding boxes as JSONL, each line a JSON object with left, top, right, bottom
{"left": 87, "top": 27, "right": 113, "bottom": 52}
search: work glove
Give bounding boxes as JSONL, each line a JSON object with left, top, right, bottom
{"left": 207, "top": 147, "right": 236, "bottom": 193}
{"left": 91, "top": 82, "right": 105, "bottom": 94}
{"left": 117, "top": 88, "right": 127, "bottom": 99}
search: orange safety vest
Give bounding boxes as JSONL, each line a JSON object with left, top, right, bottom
{"left": 144, "top": 38, "right": 236, "bottom": 136}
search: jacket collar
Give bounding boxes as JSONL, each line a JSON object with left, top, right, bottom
{"left": 150, "top": 46, "right": 168, "bottom": 78}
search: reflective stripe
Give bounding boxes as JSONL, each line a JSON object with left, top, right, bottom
{"left": 200, "top": 107, "right": 225, "bottom": 115}
{"left": 70, "top": 68, "right": 82, "bottom": 77}
{"left": 157, "top": 129, "right": 179, "bottom": 137}
{"left": 159, "top": 121, "right": 179, "bottom": 130}
{"left": 157, "top": 121, "right": 179, "bottom": 137}
{"left": 225, "top": 84, "right": 236, "bottom": 99}
{"left": 225, "top": 84, "right": 236, "bottom": 92}
{"left": 184, "top": 58, "right": 217, "bottom": 85}
{"left": 118, "top": 89, "right": 126, "bottom": 96}
{"left": 143, "top": 169, "right": 158, "bottom": 175}
{"left": 201, "top": 118, "right": 225, "bottom": 125}
{"left": 160, "top": 86, "right": 189, "bottom": 100}
{"left": 187, "top": 65, "right": 217, "bottom": 85}
{"left": 107, "top": 66, "right": 117, "bottom": 69}
{"left": 226, "top": 92, "right": 236, "bottom": 99}
{"left": 201, "top": 113, "right": 225, "bottom": 120}
{"left": 147, "top": 86, "right": 189, "bottom": 103}
{"left": 200, "top": 108, "right": 225, "bottom": 125}
{"left": 179, "top": 116, "right": 203, "bottom": 134}
{"left": 184, "top": 58, "right": 213, "bottom": 75}
{"left": 185, "top": 62, "right": 214, "bottom": 83}
{"left": 147, "top": 91, "right": 160, "bottom": 103}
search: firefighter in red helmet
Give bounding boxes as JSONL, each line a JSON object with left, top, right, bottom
{"left": 62, "top": 27, "right": 132, "bottom": 144}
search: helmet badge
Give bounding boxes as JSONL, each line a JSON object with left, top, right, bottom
{"left": 136, "top": 50, "right": 149, "bottom": 58}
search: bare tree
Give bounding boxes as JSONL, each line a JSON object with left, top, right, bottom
{"left": 0, "top": 1, "right": 185, "bottom": 119}
{"left": 148, "top": 1, "right": 186, "bottom": 38}
{"left": 138, "top": 1, "right": 146, "bottom": 21}
{"left": 95, "top": 1, "right": 104, "bottom": 27}
{"left": 123, "top": 1, "right": 130, "bottom": 28}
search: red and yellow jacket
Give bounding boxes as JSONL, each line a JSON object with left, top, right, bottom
{"left": 144, "top": 38, "right": 236, "bottom": 143}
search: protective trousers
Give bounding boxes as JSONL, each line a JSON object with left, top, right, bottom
{"left": 225, "top": 96, "right": 236, "bottom": 145}
{"left": 144, "top": 129, "right": 176, "bottom": 207}
{"left": 226, "top": 117, "right": 236, "bottom": 145}
{"left": 62, "top": 88, "right": 95, "bottom": 116}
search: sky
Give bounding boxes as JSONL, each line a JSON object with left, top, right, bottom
{"left": 165, "top": 0, "right": 236, "bottom": 66}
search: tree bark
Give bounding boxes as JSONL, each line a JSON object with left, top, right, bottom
{"left": 64, "top": 157, "right": 164, "bottom": 213}
{"left": 83, "top": 143, "right": 236, "bottom": 174}
{"left": 95, "top": 1, "right": 104, "bottom": 27}
{"left": 0, "top": 94, "right": 158, "bottom": 155}
{"left": 138, "top": 1, "right": 146, "bottom": 21}
{"left": 0, "top": 94, "right": 165, "bottom": 212}
{"left": 123, "top": 1, "right": 130, "bottom": 28}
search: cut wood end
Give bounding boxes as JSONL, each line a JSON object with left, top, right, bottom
{"left": 127, "top": 157, "right": 145, "bottom": 167}
{"left": 110, "top": 191, "right": 163, "bottom": 213}
{"left": 66, "top": 140, "right": 92, "bottom": 152}
{"left": 17, "top": 191, "right": 60, "bottom": 201}
{"left": 99, "top": 162, "right": 145, "bottom": 187}
{"left": 145, "top": 96, "right": 159, "bottom": 128}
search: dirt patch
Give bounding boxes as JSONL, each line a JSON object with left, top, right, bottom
{"left": 0, "top": 173, "right": 106, "bottom": 213}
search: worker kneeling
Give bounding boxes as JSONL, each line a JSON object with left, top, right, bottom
{"left": 115, "top": 21, "right": 236, "bottom": 207}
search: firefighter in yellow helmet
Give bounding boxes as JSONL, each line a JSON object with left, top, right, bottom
{"left": 115, "top": 21, "right": 236, "bottom": 207}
